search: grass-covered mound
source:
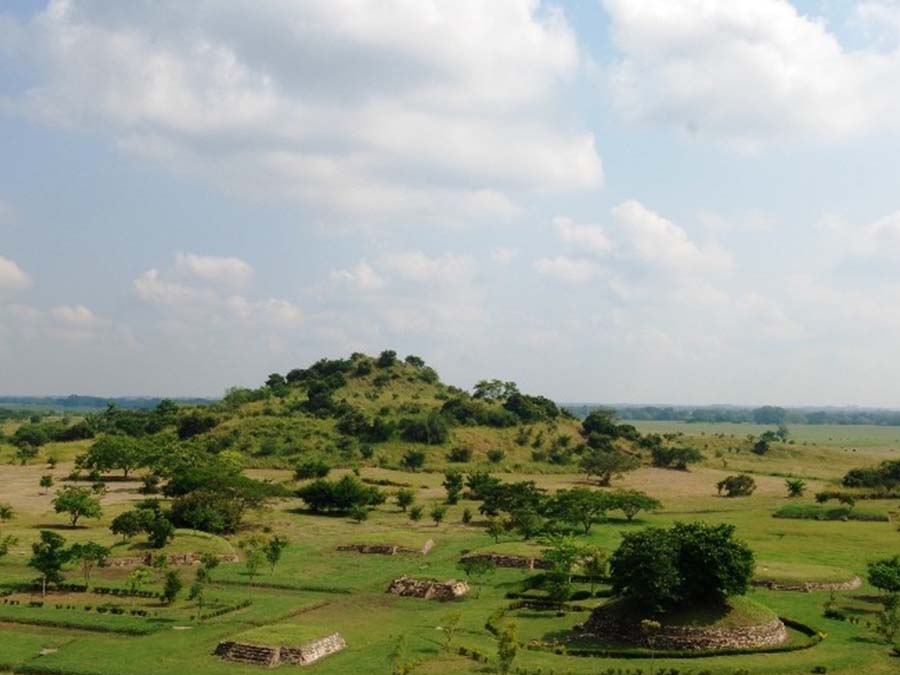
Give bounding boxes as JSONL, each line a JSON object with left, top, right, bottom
{"left": 580, "top": 596, "right": 788, "bottom": 652}
{"left": 234, "top": 620, "right": 337, "bottom": 647}
{"left": 773, "top": 503, "right": 888, "bottom": 522}
{"left": 754, "top": 561, "right": 857, "bottom": 586}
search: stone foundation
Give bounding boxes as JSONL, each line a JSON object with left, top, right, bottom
{"left": 105, "top": 553, "right": 238, "bottom": 568}
{"left": 580, "top": 611, "right": 788, "bottom": 651}
{"left": 752, "top": 576, "right": 861, "bottom": 593}
{"left": 387, "top": 576, "right": 469, "bottom": 601}
{"left": 337, "top": 539, "right": 434, "bottom": 556}
{"left": 215, "top": 634, "right": 346, "bottom": 667}
{"left": 460, "top": 553, "right": 551, "bottom": 570}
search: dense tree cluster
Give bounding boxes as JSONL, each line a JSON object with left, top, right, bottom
{"left": 842, "top": 460, "right": 900, "bottom": 489}
{"left": 609, "top": 522, "right": 755, "bottom": 613}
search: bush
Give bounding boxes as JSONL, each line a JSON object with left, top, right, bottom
{"left": 487, "top": 449, "right": 506, "bottom": 464}
{"left": 296, "top": 475, "right": 386, "bottom": 513}
{"left": 447, "top": 447, "right": 474, "bottom": 463}
{"left": 650, "top": 446, "right": 703, "bottom": 470}
{"left": 773, "top": 504, "right": 889, "bottom": 522}
{"left": 717, "top": 475, "right": 756, "bottom": 497}
{"left": 294, "top": 460, "right": 331, "bottom": 480}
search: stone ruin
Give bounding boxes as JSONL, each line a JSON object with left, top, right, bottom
{"left": 214, "top": 633, "right": 346, "bottom": 667}
{"left": 752, "top": 576, "right": 861, "bottom": 593}
{"left": 337, "top": 539, "right": 434, "bottom": 556}
{"left": 579, "top": 610, "right": 788, "bottom": 651}
{"left": 387, "top": 576, "right": 469, "bottom": 601}
{"left": 104, "top": 552, "right": 239, "bottom": 568}
{"left": 460, "top": 553, "right": 551, "bottom": 570}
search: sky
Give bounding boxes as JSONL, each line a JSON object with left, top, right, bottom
{"left": 3, "top": 0, "right": 900, "bottom": 406}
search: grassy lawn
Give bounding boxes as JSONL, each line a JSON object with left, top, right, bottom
{"left": 1, "top": 422, "right": 899, "bottom": 674}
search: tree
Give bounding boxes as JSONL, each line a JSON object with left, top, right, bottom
{"left": 579, "top": 448, "right": 640, "bottom": 486}
{"left": 29, "top": 530, "right": 69, "bottom": 597}
{"left": 239, "top": 537, "right": 267, "bottom": 584}
{"left": 39, "top": 474, "right": 54, "bottom": 494}
{"left": 609, "top": 489, "right": 662, "bottom": 521}
{"left": 126, "top": 568, "right": 151, "bottom": 605}
{"left": 0, "top": 503, "right": 13, "bottom": 522}
{"left": 377, "top": 350, "right": 398, "bottom": 368}
{"left": 69, "top": 542, "right": 109, "bottom": 589}
{"left": 296, "top": 475, "right": 385, "bottom": 513}
{"left": 582, "top": 548, "right": 608, "bottom": 595}
{"left": 53, "top": 486, "right": 102, "bottom": 527}
{"left": 408, "top": 505, "right": 423, "bottom": 522}
{"left": 541, "top": 534, "right": 582, "bottom": 606}
{"left": 486, "top": 517, "right": 505, "bottom": 543}
{"left": 162, "top": 570, "right": 182, "bottom": 605}
{"left": 395, "top": 488, "right": 415, "bottom": 512}
{"left": 868, "top": 556, "right": 900, "bottom": 597}
{"left": 442, "top": 470, "right": 464, "bottom": 504}
{"left": 439, "top": 612, "right": 462, "bottom": 652}
{"left": 496, "top": 621, "right": 520, "bottom": 674}
{"left": 609, "top": 522, "right": 754, "bottom": 614}
{"left": 716, "top": 474, "right": 756, "bottom": 497}
{"left": 401, "top": 449, "right": 426, "bottom": 472}
{"left": 752, "top": 406, "right": 787, "bottom": 425}
{"left": 79, "top": 435, "right": 145, "bottom": 478}
{"left": 752, "top": 438, "right": 770, "bottom": 455}
{"left": 110, "top": 510, "right": 146, "bottom": 540}
{"left": 785, "top": 478, "right": 807, "bottom": 498}
{"left": 265, "top": 535, "right": 288, "bottom": 573}
{"left": 188, "top": 565, "right": 209, "bottom": 612}
{"left": 650, "top": 446, "right": 703, "bottom": 470}
{"left": 430, "top": 504, "right": 447, "bottom": 526}
{"left": 547, "top": 488, "right": 611, "bottom": 534}
{"left": 457, "top": 557, "right": 496, "bottom": 598}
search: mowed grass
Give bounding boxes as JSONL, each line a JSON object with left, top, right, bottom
{"left": 1, "top": 423, "right": 900, "bottom": 674}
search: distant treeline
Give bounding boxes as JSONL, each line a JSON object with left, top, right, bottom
{"left": 0, "top": 395, "right": 215, "bottom": 413}
{"left": 564, "top": 404, "right": 900, "bottom": 427}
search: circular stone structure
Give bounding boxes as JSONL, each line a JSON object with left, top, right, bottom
{"left": 752, "top": 562, "right": 861, "bottom": 592}
{"left": 579, "top": 598, "right": 789, "bottom": 652}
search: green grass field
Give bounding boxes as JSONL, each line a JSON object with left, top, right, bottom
{"left": 1, "top": 419, "right": 900, "bottom": 674}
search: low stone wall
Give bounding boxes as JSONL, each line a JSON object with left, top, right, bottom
{"left": 460, "top": 553, "right": 551, "bottom": 570}
{"left": 337, "top": 539, "right": 434, "bottom": 556}
{"left": 388, "top": 576, "right": 469, "bottom": 601}
{"left": 215, "top": 634, "right": 346, "bottom": 667}
{"left": 281, "top": 633, "right": 347, "bottom": 665}
{"left": 580, "top": 612, "right": 789, "bottom": 651}
{"left": 752, "top": 576, "right": 861, "bottom": 593}
{"left": 105, "top": 553, "right": 239, "bottom": 568}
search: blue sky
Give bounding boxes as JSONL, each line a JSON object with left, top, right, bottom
{"left": 3, "top": 0, "right": 900, "bottom": 405}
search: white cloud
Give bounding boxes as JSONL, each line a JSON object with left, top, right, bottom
{"left": 381, "top": 251, "right": 476, "bottom": 285}
{"left": 602, "top": 0, "right": 900, "bottom": 149}
{"left": 7, "top": 0, "right": 602, "bottom": 223}
{"left": 0, "top": 255, "right": 31, "bottom": 290}
{"left": 50, "top": 304, "right": 95, "bottom": 324}
{"left": 553, "top": 215, "right": 612, "bottom": 255}
{"left": 175, "top": 252, "right": 253, "bottom": 286}
{"left": 534, "top": 256, "right": 603, "bottom": 283}
{"left": 610, "top": 200, "right": 733, "bottom": 273}
{"left": 491, "top": 247, "right": 519, "bottom": 265}
{"left": 329, "top": 260, "right": 386, "bottom": 292}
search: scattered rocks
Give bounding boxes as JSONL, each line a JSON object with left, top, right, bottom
{"left": 752, "top": 576, "right": 861, "bottom": 592}
{"left": 387, "top": 576, "right": 469, "bottom": 601}
{"left": 215, "top": 634, "right": 346, "bottom": 667}
{"left": 104, "top": 553, "right": 238, "bottom": 568}
{"left": 337, "top": 539, "right": 434, "bottom": 556}
{"left": 460, "top": 553, "right": 551, "bottom": 570}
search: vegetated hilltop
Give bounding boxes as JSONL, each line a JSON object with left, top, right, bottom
{"left": 197, "top": 350, "right": 587, "bottom": 471}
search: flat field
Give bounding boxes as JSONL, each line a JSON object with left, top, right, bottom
{"left": 1, "top": 423, "right": 899, "bottom": 674}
